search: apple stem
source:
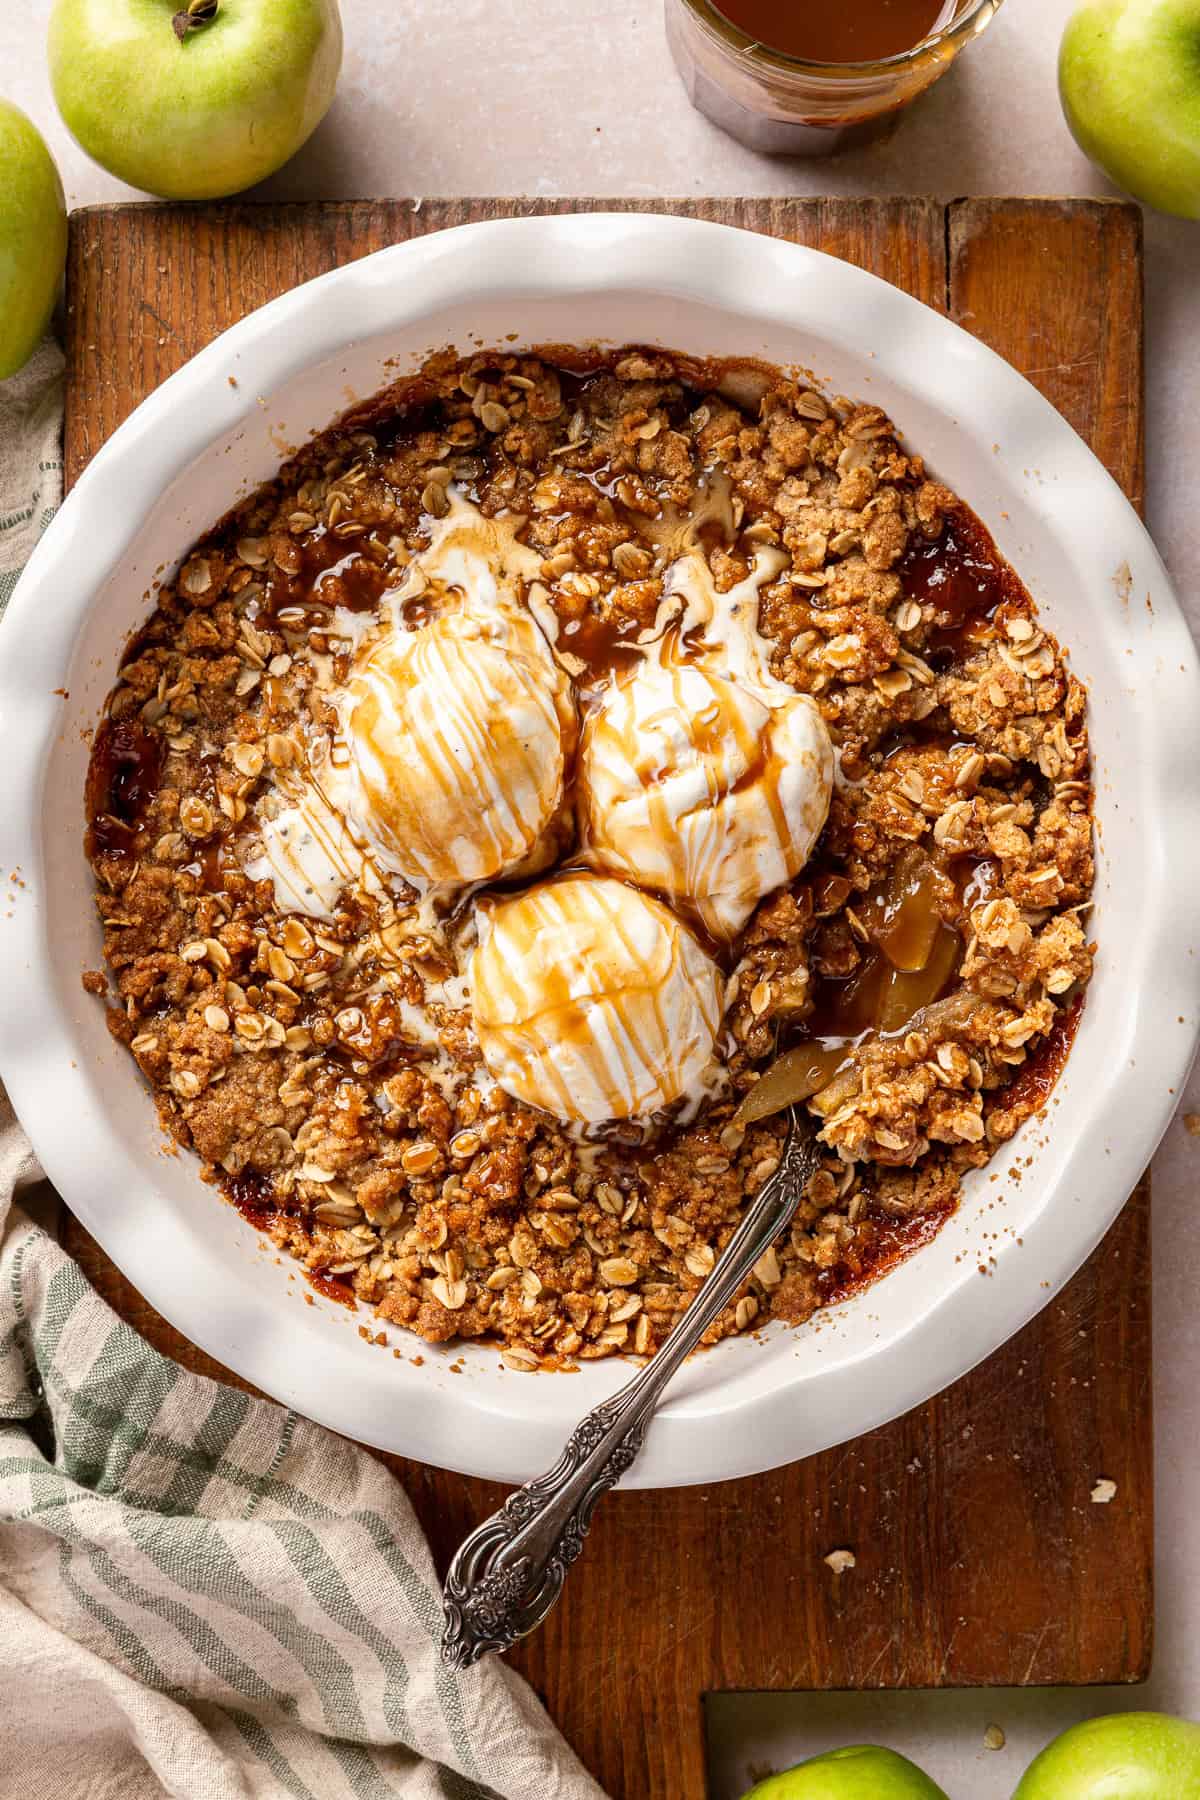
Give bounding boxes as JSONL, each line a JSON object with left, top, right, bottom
{"left": 172, "top": 0, "right": 218, "bottom": 41}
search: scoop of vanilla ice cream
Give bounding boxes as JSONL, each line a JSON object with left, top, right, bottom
{"left": 244, "top": 490, "right": 574, "bottom": 916}
{"left": 578, "top": 544, "right": 834, "bottom": 938}
{"left": 579, "top": 649, "right": 833, "bottom": 940}
{"left": 470, "top": 874, "right": 724, "bottom": 1124}
{"left": 338, "top": 603, "right": 574, "bottom": 889}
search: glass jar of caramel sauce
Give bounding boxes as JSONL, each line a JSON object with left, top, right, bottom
{"left": 666, "top": 0, "right": 1003, "bottom": 154}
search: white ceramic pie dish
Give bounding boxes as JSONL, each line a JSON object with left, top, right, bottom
{"left": 1, "top": 213, "right": 1197, "bottom": 1488}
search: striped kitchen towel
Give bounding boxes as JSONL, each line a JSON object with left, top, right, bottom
{"left": 0, "top": 338, "right": 63, "bottom": 618}
{"left": 0, "top": 350, "right": 606, "bottom": 1800}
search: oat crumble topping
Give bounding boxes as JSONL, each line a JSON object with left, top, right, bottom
{"left": 84, "top": 346, "right": 1094, "bottom": 1367}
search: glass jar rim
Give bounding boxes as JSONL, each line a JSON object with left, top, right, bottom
{"left": 677, "top": 0, "right": 999, "bottom": 74}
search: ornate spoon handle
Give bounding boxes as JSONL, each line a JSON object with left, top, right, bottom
{"left": 441, "top": 1107, "right": 819, "bottom": 1667}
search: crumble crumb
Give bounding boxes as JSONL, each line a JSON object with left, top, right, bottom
{"left": 824, "top": 1548, "right": 857, "bottom": 1575}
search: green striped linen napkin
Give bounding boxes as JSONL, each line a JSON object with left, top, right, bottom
{"left": 0, "top": 348, "right": 607, "bottom": 1800}
{"left": 0, "top": 339, "right": 63, "bottom": 616}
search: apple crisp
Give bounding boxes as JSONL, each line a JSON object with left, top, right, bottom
{"left": 84, "top": 346, "right": 1093, "bottom": 1366}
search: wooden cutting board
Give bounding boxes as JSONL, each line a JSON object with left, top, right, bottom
{"left": 62, "top": 197, "right": 1150, "bottom": 1800}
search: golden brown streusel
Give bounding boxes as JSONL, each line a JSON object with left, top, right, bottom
{"left": 84, "top": 346, "right": 1093, "bottom": 1366}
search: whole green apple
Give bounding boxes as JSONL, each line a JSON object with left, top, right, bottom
{"left": 1059, "top": 0, "right": 1200, "bottom": 218}
{"left": 48, "top": 0, "right": 342, "bottom": 200}
{"left": 741, "top": 1744, "right": 948, "bottom": 1800}
{"left": 1014, "top": 1711, "right": 1200, "bottom": 1798}
{"left": 0, "top": 101, "right": 67, "bottom": 381}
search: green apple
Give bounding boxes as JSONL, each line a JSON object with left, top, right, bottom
{"left": 0, "top": 102, "right": 67, "bottom": 381}
{"left": 741, "top": 1745, "right": 948, "bottom": 1799}
{"left": 1059, "top": 0, "right": 1200, "bottom": 218}
{"left": 1014, "top": 1711, "right": 1200, "bottom": 1798}
{"left": 48, "top": 0, "right": 342, "bottom": 200}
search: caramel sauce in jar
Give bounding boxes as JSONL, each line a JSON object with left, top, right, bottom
{"left": 666, "top": 0, "right": 1003, "bottom": 156}
{"left": 712, "top": 0, "right": 952, "bottom": 63}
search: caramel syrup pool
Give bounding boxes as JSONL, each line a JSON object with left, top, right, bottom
{"left": 711, "top": 0, "right": 955, "bottom": 62}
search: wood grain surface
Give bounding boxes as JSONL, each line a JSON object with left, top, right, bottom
{"left": 62, "top": 197, "right": 1150, "bottom": 1800}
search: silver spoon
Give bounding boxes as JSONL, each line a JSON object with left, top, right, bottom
{"left": 441, "top": 1104, "right": 820, "bottom": 1667}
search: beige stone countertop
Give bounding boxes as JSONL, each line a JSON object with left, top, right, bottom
{"left": 3, "top": 0, "right": 1199, "bottom": 1791}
